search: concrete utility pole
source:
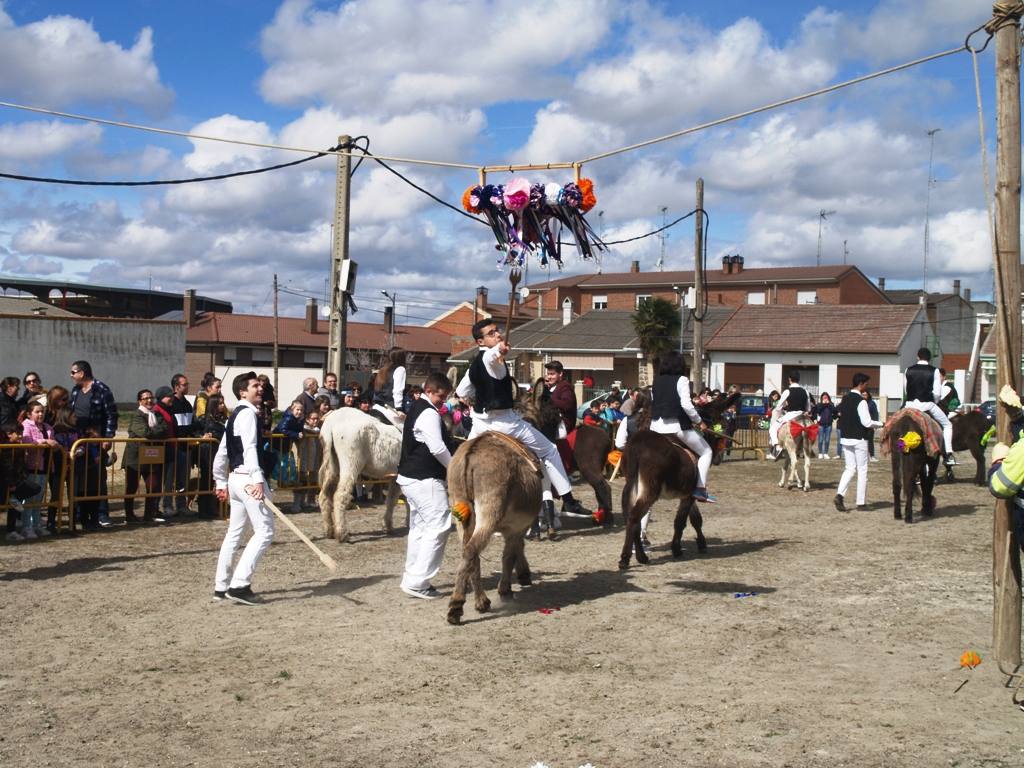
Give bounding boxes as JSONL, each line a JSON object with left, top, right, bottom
{"left": 272, "top": 273, "right": 279, "bottom": 396}
{"left": 992, "top": 5, "right": 1022, "bottom": 669}
{"left": 328, "top": 135, "right": 352, "bottom": 382}
{"left": 923, "top": 127, "right": 942, "bottom": 290}
{"left": 692, "top": 178, "right": 705, "bottom": 390}
{"left": 381, "top": 290, "right": 397, "bottom": 349}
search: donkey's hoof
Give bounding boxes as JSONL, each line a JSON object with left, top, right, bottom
{"left": 697, "top": 539, "right": 708, "bottom": 553}
{"left": 446, "top": 604, "right": 463, "bottom": 625}
{"left": 636, "top": 550, "right": 650, "bottom": 565}
{"left": 671, "top": 543, "right": 684, "bottom": 559}
{"left": 618, "top": 558, "right": 630, "bottom": 570}
{"left": 517, "top": 573, "right": 532, "bottom": 587}
{"left": 475, "top": 596, "right": 491, "bottom": 613}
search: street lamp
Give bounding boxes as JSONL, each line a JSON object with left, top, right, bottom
{"left": 673, "top": 284, "right": 685, "bottom": 354}
{"left": 381, "top": 289, "right": 396, "bottom": 348}
{"left": 923, "top": 127, "right": 941, "bottom": 290}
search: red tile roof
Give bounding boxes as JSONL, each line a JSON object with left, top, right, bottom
{"left": 187, "top": 312, "right": 451, "bottom": 354}
{"left": 706, "top": 304, "right": 924, "bottom": 354}
{"left": 527, "top": 264, "right": 877, "bottom": 290}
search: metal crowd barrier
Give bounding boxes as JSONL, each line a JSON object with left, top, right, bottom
{"left": 0, "top": 442, "right": 70, "bottom": 532}
{"left": 731, "top": 415, "right": 770, "bottom": 460}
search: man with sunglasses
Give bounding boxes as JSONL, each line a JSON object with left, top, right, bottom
{"left": 455, "top": 319, "right": 590, "bottom": 517}
{"left": 16, "top": 372, "right": 44, "bottom": 410}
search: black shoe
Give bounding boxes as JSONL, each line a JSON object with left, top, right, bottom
{"left": 855, "top": 505, "right": 868, "bottom": 512}
{"left": 772, "top": 446, "right": 784, "bottom": 461}
{"left": 225, "top": 586, "right": 262, "bottom": 606}
{"left": 561, "top": 499, "right": 592, "bottom": 518}
{"left": 944, "top": 453, "right": 956, "bottom": 467}
{"left": 213, "top": 590, "right": 226, "bottom": 602}
{"left": 833, "top": 494, "right": 846, "bottom": 512}
{"left": 125, "top": 513, "right": 142, "bottom": 525}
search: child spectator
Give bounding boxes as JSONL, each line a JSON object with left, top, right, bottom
{"left": 582, "top": 399, "right": 605, "bottom": 429}
{"left": 273, "top": 401, "right": 305, "bottom": 496}
{"left": 77, "top": 425, "right": 106, "bottom": 530}
{"left": 2, "top": 420, "right": 33, "bottom": 541}
{"left": 21, "top": 402, "right": 57, "bottom": 537}
{"left": 602, "top": 397, "right": 625, "bottom": 427}
{"left": 294, "top": 410, "right": 321, "bottom": 511}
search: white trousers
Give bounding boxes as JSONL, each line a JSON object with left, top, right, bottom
{"left": 651, "top": 419, "right": 712, "bottom": 489}
{"left": 398, "top": 477, "right": 452, "bottom": 591}
{"left": 904, "top": 400, "right": 953, "bottom": 454}
{"left": 769, "top": 411, "right": 803, "bottom": 446}
{"left": 469, "top": 410, "right": 572, "bottom": 496}
{"left": 838, "top": 439, "right": 870, "bottom": 506}
{"left": 215, "top": 473, "right": 276, "bottom": 591}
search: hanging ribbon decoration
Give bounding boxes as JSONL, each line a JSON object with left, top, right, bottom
{"left": 462, "top": 175, "right": 606, "bottom": 269}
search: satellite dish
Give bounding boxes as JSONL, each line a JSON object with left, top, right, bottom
{"left": 518, "top": 286, "right": 530, "bottom": 300}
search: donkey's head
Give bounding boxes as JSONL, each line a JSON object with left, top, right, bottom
{"left": 518, "top": 377, "right": 561, "bottom": 441}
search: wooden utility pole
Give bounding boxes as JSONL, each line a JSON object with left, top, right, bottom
{"left": 272, "top": 273, "right": 279, "bottom": 397}
{"left": 692, "top": 178, "right": 705, "bottom": 390}
{"left": 992, "top": 5, "right": 1022, "bottom": 669}
{"left": 328, "top": 135, "right": 353, "bottom": 381}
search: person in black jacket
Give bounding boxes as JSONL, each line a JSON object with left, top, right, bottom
{"left": 0, "top": 377, "right": 21, "bottom": 425}
{"left": 834, "top": 373, "right": 884, "bottom": 511}
{"left": 396, "top": 372, "right": 457, "bottom": 600}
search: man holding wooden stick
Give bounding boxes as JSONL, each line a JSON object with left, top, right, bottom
{"left": 212, "top": 370, "right": 277, "bottom": 606}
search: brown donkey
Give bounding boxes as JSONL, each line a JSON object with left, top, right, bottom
{"left": 618, "top": 430, "right": 704, "bottom": 569}
{"left": 445, "top": 432, "right": 543, "bottom": 625}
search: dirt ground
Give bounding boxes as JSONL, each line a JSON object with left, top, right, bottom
{"left": 1, "top": 451, "right": 1022, "bottom": 768}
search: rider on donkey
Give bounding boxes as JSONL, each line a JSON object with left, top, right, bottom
{"left": 770, "top": 371, "right": 810, "bottom": 460}
{"left": 649, "top": 351, "right": 716, "bottom": 503}
{"left": 455, "top": 319, "right": 590, "bottom": 518}
{"left": 903, "top": 347, "right": 955, "bottom": 467}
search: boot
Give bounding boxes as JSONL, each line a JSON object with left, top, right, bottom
{"left": 944, "top": 452, "right": 956, "bottom": 467}
{"left": 527, "top": 514, "right": 541, "bottom": 540}
{"left": 542, "top": 500, "right": 558, "bottom": 541}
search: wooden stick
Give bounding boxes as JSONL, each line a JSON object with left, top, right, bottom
{"left": 504, "top": 268, "right": 521, "bottom": 348}
{"left": 264, "top": 498, "right": 339, "bottom": 573}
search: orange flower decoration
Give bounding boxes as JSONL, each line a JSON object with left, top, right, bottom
{"left": 451, "top": 501, "right": 472, "bottom": 523}
{"left": 960, "top": 650, "right": 981, "bottom": 669}
{"left": 578, "top": 177, "right": 597, "bottom": 213}
{"left": 462, "top": 185, "right": 480, "bottom": 214}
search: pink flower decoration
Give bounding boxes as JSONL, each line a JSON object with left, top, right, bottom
{"left": 503, "top": 177, "right": 531, "bottom": 212}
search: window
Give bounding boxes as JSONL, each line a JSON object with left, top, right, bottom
{"left": 635, "top": 294, "right": 652, "bottom": 309}
{"left": 251, "top": 346, "right": 273, "bottom": 364}
{"left": 747, "top": 292, "right": 766, "bottom": 305}
{"left": 592, "top": 294, "right": 608, "bottom": 310}
{"left": 222, "top": 346, "right": 237, "bottom": 363}
{"left": 303, "top": 350, "right": 326, "bottom": 365}
{"left": 797, "top": 290, "right": 818, "bottom": 305}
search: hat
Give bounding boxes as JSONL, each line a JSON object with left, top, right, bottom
{"left": 544, "top": 360, "right": 564, "bottom": 373}
{"left": 155, "top": 386, "right": 173, "bottom": 401}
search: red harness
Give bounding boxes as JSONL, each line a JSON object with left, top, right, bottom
{"left": 788, "top": 421, "right": 820, "bottom": 442}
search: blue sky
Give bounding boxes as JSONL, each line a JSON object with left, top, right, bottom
{"left": 0, "top": 0, "right": 999, "bottom": 324}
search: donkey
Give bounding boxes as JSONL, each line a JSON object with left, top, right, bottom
{"left": 946, "top": 411, "right": 992, "bottom": 486}
{"left": 446, "top": 431, "right": 543, "bottom": 625}
{"left": 617, "top": 430, "right": 704, "bottom": 569}
{"left": 777, "top": 414, "right": 818, "bottom": 491}
{"left": 885, "top": 411, "right": 940, "bottom": 524}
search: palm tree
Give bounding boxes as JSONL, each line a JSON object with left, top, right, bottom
{"left": 631, "top": 297, "right": 680, "bottom": 365}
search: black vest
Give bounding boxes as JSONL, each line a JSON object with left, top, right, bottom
{"left": 397, "top": 398, "right": 458, "bottom": 480}
{"left": 625, "top": 413, "right": 642, "bottom": 438}
{"left": 651, "top": 374, "right": 692, "bottom": 429}
{"left": 226, "top": 404, "right": 275, "bottom": 476}
{"left": 468, "top": 349, "right": 514, "bottom": 412}
{"left": 784, "top": 386, "right": 808, "bottom": 412}
{"left": 372, "top": 369, "right": 396, "bottom": 407}
{"left": 838, "top": 391, "right": 870, "bottom": 441}
{"left": 905, "top": 363, "right": 936, "bottom": 402}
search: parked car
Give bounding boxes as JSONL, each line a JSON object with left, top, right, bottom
{"left": 976, "top": 400, "right": 996, "bottom": 423}
{"left": 738, "top": 394, "right": 767, "bottom": 417}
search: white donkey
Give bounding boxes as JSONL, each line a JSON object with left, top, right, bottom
{"left": 777, "top": 415, "right": 817, "bottom": 492}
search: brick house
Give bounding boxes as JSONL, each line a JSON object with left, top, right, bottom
{"left": 521, "top": 260, "right": 889, "bottom": 319}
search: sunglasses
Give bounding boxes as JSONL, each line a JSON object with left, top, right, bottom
{"left": 70, "top": 370, "right": 81, "bottom": 375}
{"left": 24, "top": 379, "right": 39, "bottom": 385}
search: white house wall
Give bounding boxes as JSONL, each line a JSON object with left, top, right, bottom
{"left": 708, "top": 352, "right": 908, "bottom": 398}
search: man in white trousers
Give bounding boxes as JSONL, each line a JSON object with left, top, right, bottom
{"left": 212, "top": 371, "right": 276, "bottom": 606}
{"left": 904, "top": 347, "right": 956, "bottom": 466}
{"left": 834, "top": 372, "right": 884, "bottom": 511}
{"left": 397, "top": 372, "right": 458, "bottom": 599}
{"left": 455, "top": 319, "right": 590, "bottom": 517}
{"left": 769, "top": 371, "right": 810, "bottom": 460}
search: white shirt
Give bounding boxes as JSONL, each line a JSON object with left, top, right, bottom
{"left": 905, "top": 359, "right": 943, "bottom": 402}
{"left": 212, "top": 401, "right": 265, "bottom": 489}
{"left": 839, "top": 398, "right": 883, "bottom": 445}
{"left": 651, "top": 375, "right": 700, "bottom": 434}
{"left": 392, "top": 366, "right": 407, "bottom": 410}
{"left": 456, "top": 346, "right": 509, "bottom": 417}
{"left": 397, "top": 400, "right": 452, "bottom": 484}
{"left": 774, "top": 386, "right": 804, "bottom": 417}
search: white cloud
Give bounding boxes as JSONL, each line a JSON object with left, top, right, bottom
{"left": 0, "top": 7, "right": 172, "bottom": 111}
{"left": 0, "top": 120, "right": 102, "bottom": 162}
{"left": 259, "top": 0, "right": 614, "bottom": 113}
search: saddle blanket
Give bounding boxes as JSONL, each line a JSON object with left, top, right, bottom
{"left": 879, "top": 408, "right": 942, "bottom": 457}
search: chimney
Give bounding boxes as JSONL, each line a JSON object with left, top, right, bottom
{"left": 878, "top": 277, "right": 886, "bottom": 291}
{"left": 965, "top": 287, "right": 972, "bottom": 303}
{"left": 630, "top": 260, "right": 640, "bottom": 273}
{"left": 722, "top": 255, "right": 732, "bottom": 274}
{"left": 183, "top": 289, "right": 197, "bottom": 327}
{"left": 305, "top": 297, "right": 318, "bottom": 333}
{"left": 953, "top": 279, "right": 961, "bottom": 296}
{"left": 384, "top": 305, "right": 395, "bottom": 338}
{"left": 732, "top": 254, "right": 744, "bottom": 274}
{"left": 476, "top": 285, "right": 489, "bottom": 308}
{"left": 562, "top": 298, "right": 572, "bottom": 326}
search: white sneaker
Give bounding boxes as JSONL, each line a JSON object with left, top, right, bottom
{"left": 870, "top": 457, "right": 879, "bottom": 463}
{"left": 401, "top": 584, "right": 441, "bottom": 600}
{"left": 5, "top": 530, "right": 24, "bottom": 542}
{"left": 22, "top": 528, "right": 38, "bottom": 540}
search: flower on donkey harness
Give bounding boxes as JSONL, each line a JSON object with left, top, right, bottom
{"left": 897, "top": 431, "right": 922, "bottom": 454}
{"left": 451, "top": 501, "right": 472, "bottom": 523}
